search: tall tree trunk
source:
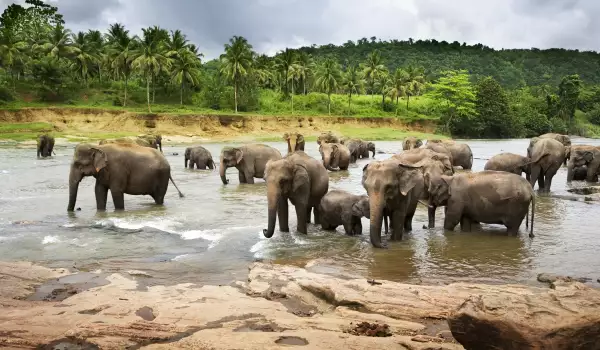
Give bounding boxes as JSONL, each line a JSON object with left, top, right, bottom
{"left": 328, "top": 93, "right": 331, "bottom": 115}
{"left": 146, "top": 75, "right": 151, "bottom": 113}
{"left": 406, "top": 95, "right": 410, "bottom": 111}
{"left": 303, "top": 78, "right": 306, "bottom": 95}
{"left": 180, "top": 79, "right": 184, "bottom": 105}
{"left": 396, "top": 96, "right": 399, "bottom": 116}
{"left": 291, "top": 83, "right": 294, "bottom": 114}
{"left": 123, "top": 75, "right": 128, "bottom": 107}
{"left": 152, "top": 74, "right": 156, "bottom": 104}
{"left": 234, "top": 80, "right": 238, "bottom": 114}
{"left": 381, "top": 92, "right": 385, "bottom": 110}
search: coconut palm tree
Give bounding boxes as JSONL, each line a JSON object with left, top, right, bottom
{"left": 342, "top": 64, "right": 363, "bottom": 113}
{"left": 106, "top": 23, "right": 135, "bottom": 106}
{"left": 287, "top": 63, "right": 302, "bottom": 114}
{"left": 131, "top": 27, "right": 171, "bottom": 112}
{"left": 374, "top": 69, "right": 391, "bottom": 110}
{"left": 275, "top": 48, "right": 296, "bottom": 96}
{"left": 403, "top": 65, "right": 425, "bottom": 110}
{"left": 39, "top": 23, "right": 73, "bottom": 60}
{"left": 165, "top": 30, "right": 188, "bottom": 59}
{"left": 170, "top": 50, "right": 201, "bottom": 105}
{"left": 85, "top": 30, "right": 104, "bottom": 83}
{"left": 314, "top": 57, "right": 342, "bottom": 115}
{"left": 219, "top": 35, "right": 253, "bottom": 113}
{"left": 0, "top": 27, "right": 27, "bottom": 85}
{"left": 253, "top": 54, "right": 275, "bottom": 89}
{"left": 362, "top": 49, "right": 385, "bottom": 96}
{"left": 389, "top": 68, "right": 408, "bottom": 115}
{"left": 70, "top": 31, "right": 99, "bottom": 86}
{"left": 297, "top": 51, "right": 313, "bottom": 95}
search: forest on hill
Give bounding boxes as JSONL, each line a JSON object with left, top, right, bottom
{"left": 1, "top": 0, "right": 600, "bottom": 139}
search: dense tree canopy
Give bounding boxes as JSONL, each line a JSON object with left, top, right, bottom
{"left": 2, "top": 1, "right": 600, "bottom": 138}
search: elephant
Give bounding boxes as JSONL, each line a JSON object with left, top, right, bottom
{"left": 427, "top": 140, "right": 473, "bottom": 170}
{"left": 571, "top": 165, "right": 595, "bottom": 181}
{"left": 342, "top": 139, "right": 367, "bottom": 161}
{"left": 67, "top": 143, "right": 184, "bottom": 212}
{"left": 424, "top": 142, "right": 454, "bottom": 166}
{"left": 402, "top": 137, "right": 423, "bottom": 150}
{"left": 366, "top": 142, "right": 376, "bottom": 158}
{"left": 428, "top": 171, "right": 535, "bottom": 237}
{"left": 319, "top": 190, "right": 370, "bottom": 235}
{"left": 184, "top": 146, "right": 215, "bottom": 170}
{"left": 362, "top": 159, "right": 424, "bottom": 248}
{"left": 484, "top": 153, "right": 531, "bottom": 181}
{"left": 392, "top": 148, "right": 454, "bottom": 228}
{"left": 319, "top": 143, "right": 351, "bottom": 171}
{"left": 528, "top": 138, "right": 568, "bottom": 192}
{"left": 317, "top": 131, "right": 339, "bottom": 145}
{"left": 539, "top": 133, "right": 571, "bottom": 166}
{"left": 99, "top": 134, "right": 162, "bottom": 152}
{"left": 219, "top": 144, "right": 282, "bottom": 185}
{"left": 263, "top": 151, "right": 329, "bottom": 237}
{"left": 37, "top": 134, "right": 55, "bottom": 158}
{"left": 283, "top": 132, "right": 305, "bottom": 154}
{"left": 567, "top": 145, "right": 600, "bottom": 182}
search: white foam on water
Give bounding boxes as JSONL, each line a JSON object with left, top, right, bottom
{"left": 100, "top": 218, "right": 181, "bottom": 234}
{"left": 173, "top": 254, "right": 190, "bottom": 261}
{"left": 42, "top": 235, "right": 60, "bottom": 245}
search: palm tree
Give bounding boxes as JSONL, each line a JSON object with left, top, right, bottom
{"left": 0, "top": 28, "right": 27, "bottom": 85}
{"left": 276, "top": 48, "right": 296, "bottom": 96}
{"left": 39, "top": 23, "right": 73, "bottom": 60}
{"left": 253, "top": 54, "right": 275, "bottom": 89}
{"left": 170, "top": 50, "right": 201, "bottom": 105}
{"left": 314, "top": 57, "right": 342, "bottom": 115}
{"left": 146, "top": 26, "right": 169, "bottom": 104}
{"left": 342, "top": 64, "right": 363, "bottom": 113}
{"left": 187, "top": 44, "right": 204, "bottom": 61}
{"left": 362, "top": 49, "right": 385, "bottom": 96}
{"left": 287, "top": 63, "right": 302, "bottom": 114}
{"left": 403, "top": 66, "right": 425, "bottom": 110}
{"left": 131, "top": 27, "right": 171, "bottom": 112}
{"left": 70, "top": 31, "right": 99, "bottom": 86}
{"left": 219, "top": 36, "right": 253, "bottom": 113}
{"left": 389, "top": 68, "right": 408, "bottom": 115}
{"left": 297, "top": 51, "right": 313, "bottom": 95}
{"left": 374, "top": 69, "right": 391, "bottom": 110}
{"left": 106, "top": 23, "right": 135, "bottom": 106}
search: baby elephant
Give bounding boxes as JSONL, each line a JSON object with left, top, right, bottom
{"left": 484, "top": 152, "right": 531, "bottom": 181}
{"left": 184, "top": 146, "right": 215, "bottom": 170}
{"left": 319, "top": 190, "right": 370, "bottom": 235}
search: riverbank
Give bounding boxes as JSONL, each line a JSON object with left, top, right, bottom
{"left": 1, "top": 260, "right": 599, "bottom": 349}
{"left": 0, "top": 107, "right": 441, "bottom": 145}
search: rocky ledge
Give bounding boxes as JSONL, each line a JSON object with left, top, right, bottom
{"left": 1, "top": 262, "right": 599, "bottom": 350}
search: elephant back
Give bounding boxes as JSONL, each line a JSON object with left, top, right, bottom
{"left": 531, "top": 138, "right": 564, "bottom": 163}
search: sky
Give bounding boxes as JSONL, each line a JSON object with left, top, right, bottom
{"left": 2, "top": 0, "right": 599, "bottom": 60}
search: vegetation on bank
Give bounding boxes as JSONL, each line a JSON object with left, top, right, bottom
{"left": 2, "top": 0, "right": 600, "bottom": 139}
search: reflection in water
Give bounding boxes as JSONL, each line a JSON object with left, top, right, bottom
{"left": 1, "top": 138, "right": 600, "bottom": 287}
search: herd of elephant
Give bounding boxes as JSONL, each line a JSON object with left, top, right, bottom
{"left": 35, "top": 130, "right": 592, "bottom": 248}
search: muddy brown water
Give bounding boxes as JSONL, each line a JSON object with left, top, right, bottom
{"left": 1, "top": 139, "right": 600, "bottom": 288}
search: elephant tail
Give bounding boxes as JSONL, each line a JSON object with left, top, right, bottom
{"left": 528, "top": 194, "right": 535, "bottom": 238}
{"left": 169, "top": 174, "right": 185, "bottom": 198}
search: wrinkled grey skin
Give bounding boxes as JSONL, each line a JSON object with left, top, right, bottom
{"left": 567, "top": 145, "right": 600, "bottom": 182}
{"left": 428, "top": 140, "right": 473, "bottom": 170}
{"left": 402, "top": 137, "right": 423, "bottom": 150}
{"left": 37, "top": 134, "right": 55, "bottom": 158}
{"left": 528, "top": 138, "right": 568, "bottom": 192}
{"left": 319, "top": 143, "right": 351, "bottom": 171}
{"left": 283, "top": 132, "right": 305, "bottom": 154}
{"left": 343, "top": 139, "right": 365, "bottom": 162}
{"left": 317, "top": 132, "right": 339, "bottom": 145}
{"left": 362, "top": 159, "right": 424, "bottom": 248}
{"left": 319, "top": 190, "right": 370, "bottom": 235}
{"left": 571, "top": 165, "right": 595, "bottom": 181}
{"left": 484, "top": 153, "right": 531, "bottom": 181}
{"left": 393, "top": 148, "right": 454, "bottom": 228}
{"left": 219, "top": 144, "right": 282, "bottom": 185}
{"left": 429, "top": 171, "right": 534, "bottom": 237}
{"left": 539, "top": 133, "right": 571, "bottom": 166}
{"left": 425, "top": 142, "right": 454, "bottom": 165}
{"left": 67, "top": 143, "right": 184, "bottom": 212}
{"left": 263, "top": 151, "right": 329, "bottom": 237}
{"left": 99, "top": 135, "right": 162, "bottom": 153}
{"left": 184, "top": 146, "right": 214, "bottom": 170}
{"left": 366, "top": 142, "right": 376, "bottom": 158}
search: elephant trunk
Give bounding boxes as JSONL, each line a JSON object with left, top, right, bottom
{"left": 219, "top": 155, "right": 229, "bottom": 185}
{"left": 158, "top": 142, "right": 162, "bottom": 153}
{"left": 288, "top": 139, "right": 297, "bottom": 154}
{"left": 371, "top": 147, "right": 375, "bottom": 158}
{"left": 567, "top": 161, "right": 575, "bottom": 182}
{"left": 263, "top": 184, "right": 281, "bottom": 238}
{"left": 368, "top": 192, "right": 385, "bottom": 248}
{"left": 67, "top": 166, "right": 82, "bottom": 211}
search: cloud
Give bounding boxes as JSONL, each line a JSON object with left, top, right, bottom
{"left": 3, "top": 0, "right": 600, "bottom": 59}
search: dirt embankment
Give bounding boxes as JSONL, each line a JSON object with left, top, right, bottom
{"left": 0, "top": 107, "right": 438, "bottom": 143}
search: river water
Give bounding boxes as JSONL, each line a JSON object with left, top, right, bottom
{"left": 1, "top": 139, "right": 599, "bottom": 287}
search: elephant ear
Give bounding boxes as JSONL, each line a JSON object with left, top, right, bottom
{"left": 397, "top": 163, "right": 422, "bottom": 196}
{"left": 235, "top": 149, "right": 244, "bottom": 164}
{"left": 297, "top": 134, "right": 304, "bottom": 143}
{"left": 583, "top": 151, "right": 594, "bottom": 162}
{"left": 282, "top": 132, "right": 289, "bottom": 141}
{"left": 416, "top": 139, "right": 423, "bottom": 147}
{"left": 91, "top": 147, "right": 108, "bottom": 173}
{"left": 292, "top": 164, "right": 309, "bottom": 193}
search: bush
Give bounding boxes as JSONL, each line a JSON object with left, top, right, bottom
{"left": 549, "top": 117, "right": 568, "bottom": 134}
{"left": 0, "top": 86, "right": 15, "bottom": 102}
{"left": 587, "top": 105, "right": 600, "bottom": 125}
{"left": 522, "top": 112, "right": 552, "bottom": 137}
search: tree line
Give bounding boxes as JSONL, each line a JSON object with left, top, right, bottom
{"left": 1, "top": 0, "right": 600, "bottom": 139}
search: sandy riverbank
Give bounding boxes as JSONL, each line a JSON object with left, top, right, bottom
{"left": 1, "top": 261, "right": 599, "bottom": 349}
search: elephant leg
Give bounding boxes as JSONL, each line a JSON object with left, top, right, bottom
{"left": 95, "top": 182, "right": 109, "bottom": 211}
{"left": 208, "top": 160, "right": 215, "bottom": 170}
{"left": 443, "top": 204, "right": 462, "bottom": 231}
{"left": 238, "top": 171, "right": 247, "bottom": 183}
{"left": 342, "top": 221, "right": 354, "bottom": 235}
{"left": 244, "top": 170, "right": 255, "bottom": 184}
{"left": 189, "top": 160, "right": 195, "bottom": 170}
{"left": 111, "top": 191, "right": 125, "bottom": 211}
{"left": 390, "top": 209, "right": 406, "bottom": 241}
{"left": 404, "top": 211, "right": 414, "bottom": 232}
{"left": 529, "top": 165, "right": 541, "bottom": 189}
{"left": 506, "top": 224, "right": 519, "bottom": 236}
{"left": 312, "top": 202, "right": 321, "bottom": 225}
{"left": 295, "top": 203, "right": 308, "bottom": 234}
{"left": 428, "top": 205, "right": 436, "bottom": 228}
{"left": 278, "top": 198, "right": 290, "bottom": 232}
{"left": 460, "top": 215, "right": 473, "bottom": 232}
{"left": 352, "top": 216, "right": 363, "bottom": 235}
{"left": 306, "top": 206, "right": 312, "bottom": 223}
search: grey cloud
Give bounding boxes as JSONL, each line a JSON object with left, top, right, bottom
{"left": 5, "top": 0, "right": 600, "bottom": 58}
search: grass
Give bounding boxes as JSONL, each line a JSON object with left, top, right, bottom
{"left": 0, "top": 122, "right": 57, "bottom": 141}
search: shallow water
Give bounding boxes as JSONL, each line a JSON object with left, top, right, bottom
{"left": 1, "top": 138, "right": 600, "bottom": 286}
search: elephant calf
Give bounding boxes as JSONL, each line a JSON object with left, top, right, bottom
{"left": 319, "top": 190, "right": 370, "bottom": 235}
{"left": 184, "top": 146, "right": 214, "bottom": 170}
{"left": 37, "top": 134, "right": 55, "bottom": 158}
{"left": 402, "top": 136, "right": 423, "bottom": 150}
{"left": 319, "top": 143, "right": 351, "bottom": 171}
{"left": 219, "top": 144, "right": 282, "bottom": 185}
{"left": 283, "top": 132, "right": 305, "bottom": 154}
{"left": 317, "top": 131, "right": 339, "bottom": 145}
{"left": 484, "top": 153, "right": 531, "bottom": 181}
{"left": 428, "top": 171, "right": 535, "bottom": 237}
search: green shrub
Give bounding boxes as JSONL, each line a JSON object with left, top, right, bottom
{"left": 549, "top": 117, "right": 568, "bottom": 134}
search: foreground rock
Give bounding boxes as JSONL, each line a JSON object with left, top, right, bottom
{"left": 0, "top": 261, "right": 599, "bottom": 349}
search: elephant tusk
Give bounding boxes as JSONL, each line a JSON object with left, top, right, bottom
{"left": 418, "top": 200, "right": 434, "bottom": 208}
